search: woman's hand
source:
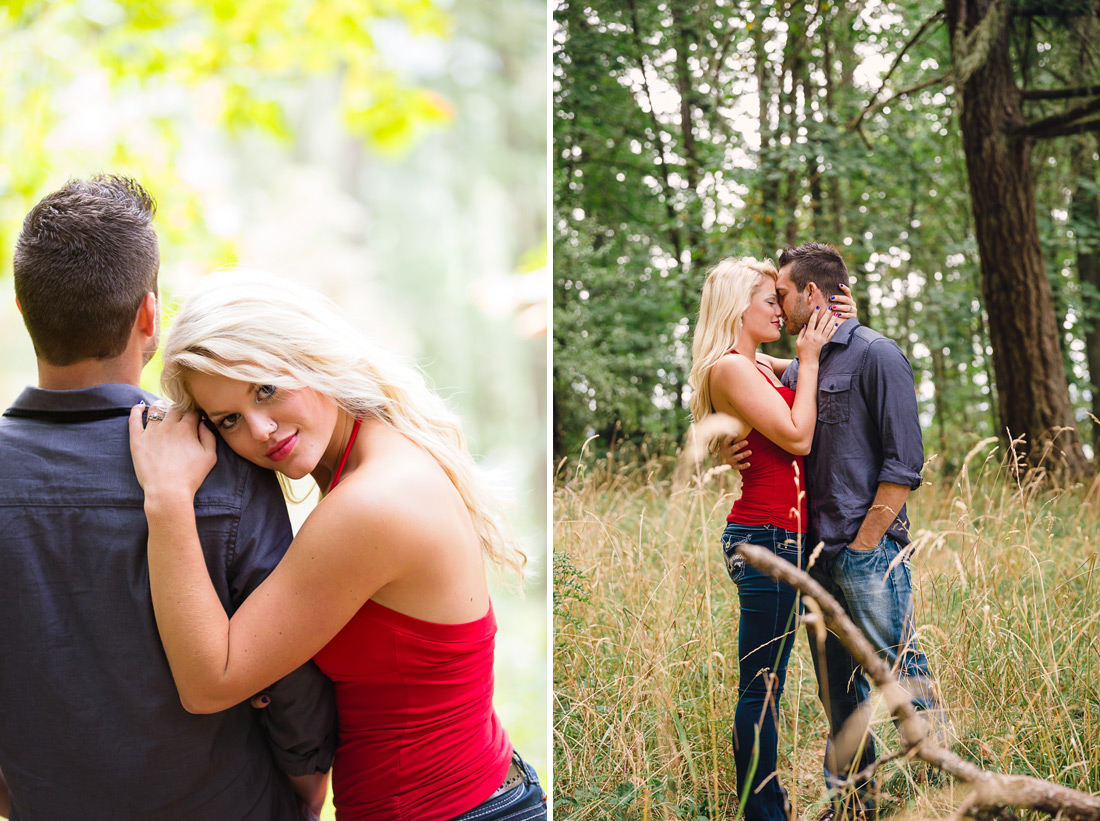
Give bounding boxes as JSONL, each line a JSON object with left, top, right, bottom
{"left": 795, "top": 303, "right": 840, "bottom": 363}
{"left": 829, "top": 283, "right": 857, "bottom": 321}
{"left": 129, "top": 402, "right": 218, "bottom": 503}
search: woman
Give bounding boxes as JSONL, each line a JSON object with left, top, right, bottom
{"left": 687, "top": 257, "right": 853, "bottom": 821}
{"left": 129, "top": 271, "right": 545, "bottom": 821}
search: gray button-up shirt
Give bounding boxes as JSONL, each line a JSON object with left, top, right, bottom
{"left": 782, "top": 320, "right": 924, "bottom": 556}
{"left": 0, "top": 383, "right": 336, "bottom": 820}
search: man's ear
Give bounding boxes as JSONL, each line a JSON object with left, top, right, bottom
{"left": 136, "top": 292, "right": 157, "bottom": 337}
{"left": 805, "top": 281, "right": 820, "bottom": 302}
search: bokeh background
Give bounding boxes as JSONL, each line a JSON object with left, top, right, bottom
{"left": 0, "top": 1, "right": 548, "bottom": 813}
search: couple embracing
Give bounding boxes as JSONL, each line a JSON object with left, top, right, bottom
{"left": 0, "top": 176, "right": 546, "bottom": 820}
{"left": 689, "top": 243, "right": 940, "bottom": 821}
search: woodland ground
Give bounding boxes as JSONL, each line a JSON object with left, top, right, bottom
{"left": 553, "top": 440, "right": 1100, "bottom": 820}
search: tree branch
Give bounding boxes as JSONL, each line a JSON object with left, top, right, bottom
{"left": 1022, "top": 84, "right": 1100, "bottom": 101}
{"left": 1013, "top": 96, "right": 1100, "bottom": 139}
{"left": 848, "top": 74, "right": 952, "bottom": 132}
{"left": 735, "top": 543, "right": 1100, "bottom": 821}
{"left": 855, "top": 10, "right": 945, "bottom": 125}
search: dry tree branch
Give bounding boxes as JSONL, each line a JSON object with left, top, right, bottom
{"left": 735, "top": 543, "right": 1100, "bottom": 821}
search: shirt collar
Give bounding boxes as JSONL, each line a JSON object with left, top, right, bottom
{"left": 8, "top": 383, "right": 158, "bottom": 415}
{"left": 827, "top": 318, "right": 860, "bottom": 348}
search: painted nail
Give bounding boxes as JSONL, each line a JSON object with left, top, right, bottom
{"left": 260, "top": 695, "right": 270, "bottom": 705}
{"left": 830, "top": 296, "right": 836, "bottom": 301}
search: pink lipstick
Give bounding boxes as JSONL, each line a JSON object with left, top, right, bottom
{"left": 266, "top": 433, "right": 297, "bottom": 462}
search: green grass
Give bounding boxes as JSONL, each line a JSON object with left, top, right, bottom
{"left": 552, "top": 440, "right": 1100, "bottom": 820}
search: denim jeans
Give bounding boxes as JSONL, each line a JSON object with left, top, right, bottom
{"left": 721, "top": 521, "right": 807, "bottom": 821}
{"left": 448, "top": 751, "right": 547, "bottom": 821}
{"left": 808, "top": 535, "right": 937, "bottom": 807}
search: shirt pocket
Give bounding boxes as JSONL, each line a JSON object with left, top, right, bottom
{"left": 818, "top": 373, "right": 853, "bottom": 424}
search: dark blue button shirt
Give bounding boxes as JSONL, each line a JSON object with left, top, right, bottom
{"left": 0, "top": 383, "right": 336, "bottom": 820}
{"left": 782, "top": 320, "right": 924, "bottom": 556}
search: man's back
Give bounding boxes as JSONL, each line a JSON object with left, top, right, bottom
{"left": 0, "top": 383, "right": 333, "bottom": 819}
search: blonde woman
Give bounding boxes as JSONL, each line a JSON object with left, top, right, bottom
{"left": 688, "top": 257, "right": 853, "bottom": 821}
{"left": 128, "top": 272, "right": 545, "bottom": 821}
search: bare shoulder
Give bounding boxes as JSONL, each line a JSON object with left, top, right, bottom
{"left": 320, "top": 438, "right": 460, "bottom": 555}
{"left": 709, "top": 351, "right": 755, "bottom": 382}
{"left": 709, "top": 352, "right": 758, "bottom": 396}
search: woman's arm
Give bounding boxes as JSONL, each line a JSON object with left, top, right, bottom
{"left": 128, "top": 406, "right": 397, "bottom": 713}
{"left": 709, "top": 308, "right": 837, "bottom": 455}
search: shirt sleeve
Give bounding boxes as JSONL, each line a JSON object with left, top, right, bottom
{"left": 781, "top": 357, "right": 799, "bottom": 390}
{"left": 861, "top": 338, "right": 924, "bottom": 490}
{"left": 229, "top": 460, "right": 338, "bottom": 776}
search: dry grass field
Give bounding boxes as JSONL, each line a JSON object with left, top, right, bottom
{"left": 553, "top": 440, "right": 1100, "bottom": 820}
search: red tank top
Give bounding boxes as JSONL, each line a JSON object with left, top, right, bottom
{"left": 312, "top": 599, "right": 512, "bottom": 820}
{"left": 725, "top": 351, "right": 808, "bottom": 532}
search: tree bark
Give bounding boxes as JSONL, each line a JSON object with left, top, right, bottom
{"left": 945, "top": 0, "right": 1091, "bottom": 481}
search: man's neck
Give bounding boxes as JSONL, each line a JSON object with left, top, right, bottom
{"left": 37, "top": 357, "right": 143, "bottom": 391}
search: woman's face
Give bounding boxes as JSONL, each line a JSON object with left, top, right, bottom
{"left": 740, "top": 278, "right": 783, "bottom": 343}
{"left": 187, "top": 372, "right": 344, "bottom": 481}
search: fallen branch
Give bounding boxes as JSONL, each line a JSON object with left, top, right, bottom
{"left": 735, "top": 543, "right": 1100, "bottom": 821}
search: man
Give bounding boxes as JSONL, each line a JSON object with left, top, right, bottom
{"left": 0, "top": 176, "right": 336, "bottom": 819}
{"left": 729, "top": 242, "right": 936, "bottom": 818}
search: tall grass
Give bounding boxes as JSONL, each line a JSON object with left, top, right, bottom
{"left": 553, "top": 440, "right": 1100, "bottom": 820}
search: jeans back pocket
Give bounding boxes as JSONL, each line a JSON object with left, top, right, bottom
{"left": 722, "top": 540, "right": 748, "bottom": 584}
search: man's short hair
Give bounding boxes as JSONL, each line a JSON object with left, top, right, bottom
{"left": 14, "top": 175, "right": 159, "bottom": 366}
{"left": 778, "top": 242, "right": 849, "bottom": 297}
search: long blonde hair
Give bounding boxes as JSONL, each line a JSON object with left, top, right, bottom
{"left": 160, "top": 270, "right": 527, "bottom": 583}
{"left": 687, "top": 256, "right": 777, "bottom": 426}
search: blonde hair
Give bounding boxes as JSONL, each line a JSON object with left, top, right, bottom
{"left": 160, "top": 270, "right": 527, "bottom": 583}
{"left": 687, "top": 257, "right": 777, "bottom": 426}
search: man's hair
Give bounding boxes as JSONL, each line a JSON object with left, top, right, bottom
{"left": 13, "top": 175, "right": 159, "bottom": 365}
{"left": 778, "top": 242, "right": 849, "bottom": 297}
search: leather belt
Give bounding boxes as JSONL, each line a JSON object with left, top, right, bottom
{"left": 488, "top": 760, "right": 525, "bottom": 799}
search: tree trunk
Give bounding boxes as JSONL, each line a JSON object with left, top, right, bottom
{"left": 945, "top": 0, "right": 1090, "bottom": 482}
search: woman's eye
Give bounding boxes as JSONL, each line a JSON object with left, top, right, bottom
{"left": 256, "top": 385, "right": 277, "bottom": 401}
{"left": 217, "top": 413, "right": 240, "bottom": 431}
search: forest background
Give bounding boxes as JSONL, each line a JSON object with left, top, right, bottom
{"left": 554, "top": 1, "right": 1100, "bottom": 819}
{"left": 0, "top": 1, "right": 548, "bottom": 816}
{"left": 553, "top": 0, "right": 1100, "bottom": 479}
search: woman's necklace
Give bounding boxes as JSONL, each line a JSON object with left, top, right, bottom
{"left": 327, "top": 418, "right": 362, "bottom": 492}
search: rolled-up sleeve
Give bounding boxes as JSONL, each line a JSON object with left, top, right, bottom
{"left": 862, "top": 338, "right": 924, "bottom": 490}
{"left": 229, "top": 462, "right": 338, "bottom": 775}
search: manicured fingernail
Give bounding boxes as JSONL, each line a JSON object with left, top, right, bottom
{"left": 260, "top": 696, "right": 270, "bottom": 705}
{"left": 815, "top": 306, "right": 820, "bottom": 310}
{"left": 830, "top": 296, "right": 835, "bottom": 301}
{"left": 138, "top": 401, "right": 145, "bottom": 407}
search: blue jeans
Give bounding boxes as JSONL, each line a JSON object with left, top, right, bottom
{"left": 808, "top": 535, "right": 937, "bottom": 807}
{"left": 448, "top": 751, "right": 547, "bottom": 821}
{"left": 721, "top": 522, "right": 807, "bottom": 821}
